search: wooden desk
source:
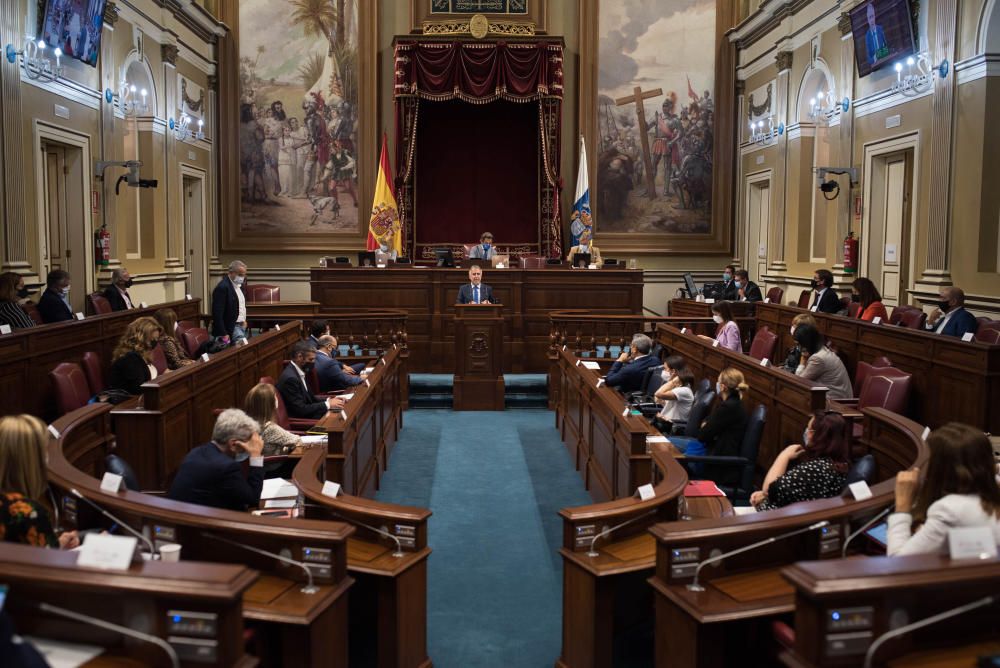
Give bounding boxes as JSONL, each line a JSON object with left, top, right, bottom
{"left": 111, "top": 322, "right": 303, "bottom": 489}
{"left": 0, "top": 541, "right": 257, "bottom": 667}
{"left": 669, "top": 299, "right": 758, "bottom": 350}
{"left": 646, "top": 408, "right": 929, "bottom": 668}
{"left": 309, "top": 266, "right": 644, "bottom": 373}
{"left": 0, "top": 297, "right": 202, "bottom": 421}
{"left": 755, "top": 301, "right": 1000, "bottom": 432}
{"left": 655, "top": 322, "right": 829, "bottom": 468}
{"left": 47, "top": 404, "right": 355, "bottom": 668}
{"left": 780, "top": 555, "right": 1000, "bottom": 668}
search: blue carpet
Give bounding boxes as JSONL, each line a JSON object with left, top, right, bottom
{"left": 376, "top": 409, "right": 591, "bottom": 667}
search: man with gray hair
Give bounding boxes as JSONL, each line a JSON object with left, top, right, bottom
{"left": 314, "top": 334, "right": 364, "bottom": 392}
{"left": 168, "top": 408, "right": 265, "bottom": 511}
{"left": 605, "top": 333, "right": 661, "bottom": 393}
{"left": 924, "top": 286, "right": 978, "bottom": 338}
{"left": 102, "top": 267, "right": 134, "bottom": 311}
{"left": 212, "top": 260, "right": 248, "bottom": 341}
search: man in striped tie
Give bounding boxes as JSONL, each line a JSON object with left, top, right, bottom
{"left": 457, "top": 265, "right": 494, "bottom": 305}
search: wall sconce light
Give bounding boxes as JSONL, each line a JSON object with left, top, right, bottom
{"left": 808, "top": 89, "right": 851, "bottom": 123}
{"left": 749, "top": 115, "right": 783, "bottom": 146}
{"left": 892, "top": 52, "right": 949, "bottom": 96}
{"left": 169, "top": 113, "right": 204, "bottom": 142}
{"left": 5, "top": 37, "right": 62, "bottom": 82}
{"left": 118, "top": 82, "right": 149, "bottom": 117}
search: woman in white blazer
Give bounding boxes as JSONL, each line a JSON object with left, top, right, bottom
{"left": 888, "top": 422, "right": 1000, "bottom": 555}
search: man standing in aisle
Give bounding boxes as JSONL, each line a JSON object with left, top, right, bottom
{"left": 212, "top": 260, "right": 248, "bottom": 341}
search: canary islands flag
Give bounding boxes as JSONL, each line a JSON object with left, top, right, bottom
{"left": 569, "top": 135, "right": 593, "bottom": 247}
{"left": 367, "top": 134, "right": 402, "bottom": 255}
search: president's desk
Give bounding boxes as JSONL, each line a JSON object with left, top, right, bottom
{"left": 309, "top": 266, "right": 644, "bottom": 373}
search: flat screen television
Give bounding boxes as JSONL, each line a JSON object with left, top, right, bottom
{"left": 434, "top": 248, "right": 455, "bottom": 268}
{"left": 40, "top": 0, "right": 109, "bottom": 68}
{"left": 683, "top": 272, "right": 700, "bottom": 298}
{"left": 572, "top": 253, "right": 591, "bottom": 269}
{"left": 357, "top": 251, "right": 376, "bottom": 267}
{"left": 850, "top": 0, "right": 916, "bottom": 78}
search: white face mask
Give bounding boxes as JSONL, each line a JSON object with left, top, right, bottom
{"left": 233, "top": 275, "right": 245, "bottom": 286}
{"left": 661, "top": 369, "right": 672, "bottom": 381}
{"left": 173, "top": 321, "right": 179, "bottom": 333}
{"left": 790, "top": 326, "right": 796, "bottom": 336}
{"left": 712, "top": 315, "right": 723, "bottom": 324}
{"left": 716, "top": 382, "right": 724, "bottom": 395}
{"left": 275, "top": 397, "right": 280, "bottom": 410}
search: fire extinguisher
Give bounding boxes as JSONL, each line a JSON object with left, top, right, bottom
{"left": 95, "top": 224, "right": 110, "bottom": 267}
{"left": 843, "top": 231, "right": 858, "bottom": 274}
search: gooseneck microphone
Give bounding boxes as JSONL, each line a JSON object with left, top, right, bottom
{"left": 69, "top": 488, "right": 158, "bottom": 559}
{"left": 36, "top": 601, "right": 180, "bottom": 668}
{"left": 841, "top": 504, "right": 895, "bottom": 558}
{"left": 687, "top": 520, "right": 830, "bottom": 592}
{"left": 202, "top": 532, "right": 319, "bottom": 593}
{"left": 303, "top": 503, "right": 405, "bottom": 558}
{"left": 862, "top": 595, "right": 996, "bottom": 668}
{"left": 587, "top": 510, "right": 658, "bottom": 558}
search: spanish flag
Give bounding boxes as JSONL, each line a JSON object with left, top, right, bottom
{"left": 366, "top": 134, "right": 402, "bottom": 255}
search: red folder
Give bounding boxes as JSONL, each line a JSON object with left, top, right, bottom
{"left": 684, "top": 480, "right": 726, "bottom": 497}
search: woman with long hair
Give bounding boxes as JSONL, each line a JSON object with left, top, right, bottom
{"left": 751, "top": 411, "right": 850, "bottom": 510}
{"left": 153, "top": 308, "right": 194, "bottom": 370}
{"left": 700, "top": 301, "right": 741, "bottom": 352}
{"left": 851, "top": 277, "right": 888, "bottom": 322}
{"left": 243, "top": 383, "right": 303, "bottom": 477}
{"left": 652, "top": 356, "right": 695, "bottom": 434}
{"left": 783, "top": 312, "right": 819, "bottom": 371}
{"left": 0, "top": 414, "right": 78, "bottom": 548}
{"left": 698, "top": 368, "right": 750, "bottom": 486}
{"left": 792, "top": 324, "right": 852, "bottom": 399}
{"left": 109, "top": 316, "right": 163, "bottom": 395}
{"left": 888, "top": 423, "right": 1000, "bottom": 555}
{"left": 0, "top": 272, "right": 34, "bottom": 330}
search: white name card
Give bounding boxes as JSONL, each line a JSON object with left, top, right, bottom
{"left": 576, "top": 359, "right": 582, "bottom": 366}
{"left": 581, "top": 361, "right": 601, "bottom": 370}
{"left": 321, "top": 480, "right": 341, "bottom": 498}
{"left": 848, "top": 480, "right": 873, "bottom": 501}
{"left": 100, "top": 472, "right": 124, "bottom": 493}
{"left": 273, "top": 324, "right": 280, "bottom": 331}
{"left": 962, "top": 332, "right": 975, "bottom": 342}
{"left": 637, "top": 484, "right": 656, "bottom": 501}
{"left": 810, "top": 305, "right": 818, "bottom": 312}
{"left": 621, "top": 407, "right": 629, "bottom": 417}
{"left": 140, "top": 301, "right": 148, "bottom": 308}
{"left": 922, "top": 426, "right": 931, "bottom": 441}
{"left": 760, "top": 358, "right": 770, "bottom": 367}
{"left": 339, "top": 393, "right": 354, "bottom": 401}
{"left": 185, "top": 293, "right": 192, "bottom": 300}
{"left": 376, "top": 263, "right": 387, "bottom": 269}
{"left": 47, "top": 425, "right": 60, "bottom": 439}
{"left": 76, "top": 533, "right": 137, "bottom": 571}
{"left": 587, "top": 264, "right": 597, "bottom": 270}
{"left": 763, "top": 298, "right": 771, "bottom": 304}
{"left": 200, "top": 353, "right": 210, "bottom": 362}
{"left": 596, "top": 379, "right": 605, "bottom": 388}
{"left": 237, "top": 338, "right": 248, "bottom": 346}
{"left": 340, "top": 410, "right": 348, "bottom": 420}
{"left": 948, "top": 526, "right": 998, "bottom": 560}
{"left": 712, "top": 339, "right": 720, "bottom": 348}
{"left": 74, "top": 312, "right": 85, "bottom": 320}
{"left": 680, "top": 327, "right": 687, "bottom": 334}
{"left": 0, "top": 324, "right": 10, "bottom": 335}
{"left": 872, "top": 317, "right": 883, "bottom": 325}
{"left": 695, "top": 295, "right": 705, "bottom": 303}
{"left": 364, "top": 379, "right": 370, "bottom": 387}
{"left": 495, "top": 263, "right": 505, "bottom": 269}
{"left": 381, "top": 357, "right": 387, "bottom": 365}
{"left": 562, "top": 344, "right": 567, "bottom": 351}
{"left": 704, "top": 298, "right": 715, "bottom": 304}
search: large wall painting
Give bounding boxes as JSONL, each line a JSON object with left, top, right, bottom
{"left": 238, "top": 0, "right": 360, "bottom": 237}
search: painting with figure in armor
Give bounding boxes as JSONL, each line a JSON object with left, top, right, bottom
{"left": 239, "top": 0, "right": 359, "bottom": 234}
{"left": 596, "top": 0, "right": 714, "bottom": 234}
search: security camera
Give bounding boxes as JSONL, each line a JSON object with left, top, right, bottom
{"left": 94, "top": 160, "right": 159, "bottom": 195}
{"left": 815, "top": 166, "right": 858, "bottom": 186}
{"left": 819, "top": 180, "right": 839, "bottom": 193}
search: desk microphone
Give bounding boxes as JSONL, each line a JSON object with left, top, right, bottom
{"left": 69, "top": 488, "right": 158, "bottom": 559}
{"left": 587, "top": 509, "right": 657, "bottom": 558}
{"left": 35, "top": 601, "right": 180, "bottom": 668}
{"left": 841, "top": 504, "right": 895, "bottom": 558}
{"left": 303, "top": 503, "right": 405, "bottom": 558}
{"left": 862, "top": 594, "right": 996, "bottom": 668}
{"left": 687, "top": 520, "right": 830, "bottom": 592}
{"left": 202, "top": 531, "right": 319, "bottom": 593}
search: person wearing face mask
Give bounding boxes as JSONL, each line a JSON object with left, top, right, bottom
{"left": 276, "top": 341, "right": 347, "bottom": 420}
{"left": 733, "top": 269, "right": 762, "bottom": 302}
{"left": 750, "top": 411, "right": 850, "bottom": 511}
{"left": 37, "top": 269, "right": 73, "bottom": 324}
{"left": 697, "top": 367, "right": 750, "bottom": 487}
{"left": 698, "top": 301, "right": 741, "bottom": 352}
{"left": 244, "top": 382, "right": 302, "bottom": 478}
{"left": 566, "top": 228, "right": 603, "bottom": 267}
{"left": 924, "top": 286, "right": 978, "bottom": 338}
{"left": 314, "top": 335, "right": 364, "bottom": 392}
{"left": 468, "top": 232, "right": 497, "bottom": 261}
{"left": 102, "top": 268, "right": 135, "bottom": 311}
{"left": 652, "top": 358, "right": 695, "bottom": 435}
{"left": 153, "top": 308, "right": 194, "bottom": 369}
{"left": 606, "top": 333, "right": 661, "bottom": 393}
{"left": 783, "top": 313, "right": 818, "bottom": 372}
{"left": 719, "top": 265, "right": 738, "bottom": 301}
{"left": 809, "top": 268, "right": 841, "bottom": 314}
{"left": 1, "top": 271, "right": 34, "bottom": 305}
{"left": 108, "top": 317, "right": 163, "bottom": 395}
{"left": 0, "top": 273, "right": 35, "bottom": 330}
{"left": 168, "top": 409, "right": 266, "bottom": 511}
{"left": 792, "top": 323, "right": 852, "bottom": 399}
{"left": 211, "top": 260, "right": 249, "bottom": 342}
{"left": 850, "top": 277, "right": 888, "bottom": 322}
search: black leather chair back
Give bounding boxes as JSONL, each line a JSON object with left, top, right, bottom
{"left": 737, "top": 404, "right": 767, "bottom": 496}
{"left": 105, "top": 454, "right": 141, "bottom": 492}
{"left": 844, "top": 454, "right": 877, "bottom": 488}
{"left": 695, "top": 378, "right": 711, "bottom": 396}
{"left": 685, "top": 390, "right": 716, "bottom": 438}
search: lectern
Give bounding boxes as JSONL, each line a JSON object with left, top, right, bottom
{"left": 453, "top": 304, "right": 505, "bottom": 410}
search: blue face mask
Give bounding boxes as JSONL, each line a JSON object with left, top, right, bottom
{"left": 483, "top": 243, "right": 491, "bottom": 251}
{"left": 724, "top": 273, "right": 732, "bottom": 282}
{"left": 734, "top": 281, "right": 742, "bottom": 289}
{"left": 234, "top": 449, "right": 250, "bottom": 463}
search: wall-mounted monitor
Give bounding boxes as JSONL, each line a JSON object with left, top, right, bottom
{"left": 40, "top": 0, "right": 109, "bottom": 68}
{"left": 850, "top": 0, "right": 916, "bottom": 78}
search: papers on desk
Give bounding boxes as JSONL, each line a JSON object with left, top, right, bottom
{"left": 339, "top": 393, "right": 355, "bottom": 401}
{"left": 299, "top": 434, "right": 328, "bottom": 446}
{"left": 24, "top": 636, "right": 104, "bottom": 668}
{"left": 260, "top": 478, "right": 298, "bottom": 500}
{"left": 733, "top": 506, "right": 758, "bottom": 515}
{"left": 580, "top": 361, "right": 601, "bottom": 370}
{"left": 263, "top": 498, "right": 297, "bottom": 509}
{"left": 684, "top": 480, "right": 726, "bottom": 497}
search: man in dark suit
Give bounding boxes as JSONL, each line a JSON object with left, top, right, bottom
{"left": 925, "top": 287, "right": 978, "bottom": 338}
{"left": 720, "top": 265, "right": 738, "bottom": 301}
{"left": 276, "top": 341, "right": 346, "bottom": 419}
{"left": 168, "top": 409, "right": 265, "bottom": 511}
{"left": 211, "top": 260, "right": 247, "bottom": 341}
{"left": 606, "top": 334, "right": 661, "bottom": 393}
{"left": 37, "top": 269, "right": 73, "bottom": 323}
{"left": 307, "top": 319, "right": 330, "bottom": 348}
{"left": 810, "top": 268, "right": 842, "bottom": 314}
{"left": 101, "top": 268, "right": 135, "bottom": 311}
{"left": 314, "top": 335, "right": 365, "bottom": 392}
{"left": 457, "top": 265, "right": 494, "bottom": 304}
{"left": 734, "top": 269, "right": 763, "bottom": 302}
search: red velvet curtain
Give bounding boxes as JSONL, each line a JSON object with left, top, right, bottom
{"left": 393, "top": 40, "right": 563, "bottom": 259}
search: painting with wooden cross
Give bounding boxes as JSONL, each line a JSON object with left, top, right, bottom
{"left": 596, "top": 0, "right": 715, "bottom": 235}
